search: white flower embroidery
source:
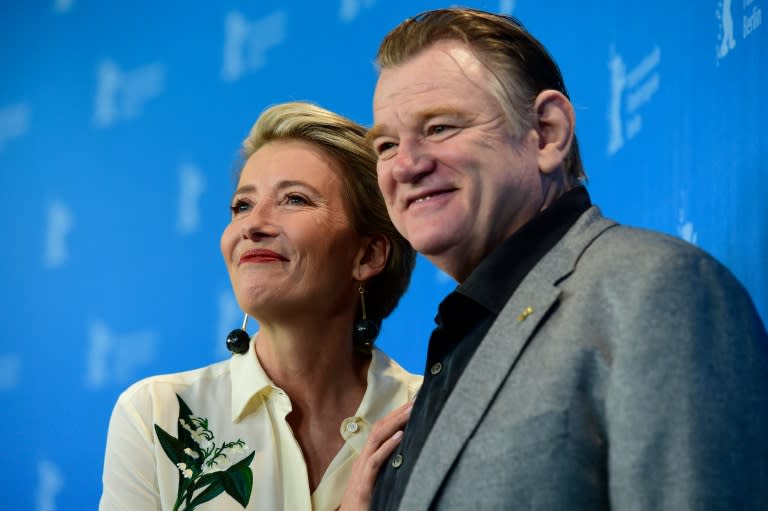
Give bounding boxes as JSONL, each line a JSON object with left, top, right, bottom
{"left": 156, "top": 395, "right": 254, "bottom": 510}
{"left": 176, "top": 462, "right": 194, "bottom": 479}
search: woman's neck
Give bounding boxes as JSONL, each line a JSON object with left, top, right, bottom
{"left": 253, "top": 314, "right": 369, "bottom": 414}
{"left": 254, "top": 315, "right": 372, "bottom": 492}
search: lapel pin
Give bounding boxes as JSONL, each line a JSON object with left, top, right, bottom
{"left": 517, "top": 306, "right": 534, "bottom": 322}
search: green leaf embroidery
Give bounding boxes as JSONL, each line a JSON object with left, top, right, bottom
{"left": 188, "top": 478, "right": 225, "bottom": 508}
{"left": 154, "top": 394, "right": 255, "bottom": 511}
{"left": 223, "top": 451, "right": 256, "bottom": 506}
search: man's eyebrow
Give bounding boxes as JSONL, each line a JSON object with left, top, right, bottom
{"left": 418, "top": 107, "right": 464, "bottom": 120}
{"left": 365, "top": 124, "right": 386, "bottom": 147}
{"left": 366, "top": 107, "right": 467, "bottom": 146}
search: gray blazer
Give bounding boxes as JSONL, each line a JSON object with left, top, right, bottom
{"left": 398, "top": 206, "right": 768, "bottom": 510}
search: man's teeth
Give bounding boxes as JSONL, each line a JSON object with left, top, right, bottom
{"left": 415, "top": 195, "right": 433, "bottom": 203}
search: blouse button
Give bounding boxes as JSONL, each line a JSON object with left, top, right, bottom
{"left": 430, "top": 362, "right": 443, "bottom": 375}
{"left": 346, "top": 421, "right": 360, "bottom": 433}
{"left": 391, "top": 453, "right": 404, "bottom": 468}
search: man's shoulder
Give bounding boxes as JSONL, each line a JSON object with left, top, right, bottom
{"left": 560, "top": 210, "right": 757, "bottom": 314}
{"left": 573, "top": 208, "right": 719, "bottom": 271}
{"left": 595, "top": 223, "right": 702, "bottom": 259}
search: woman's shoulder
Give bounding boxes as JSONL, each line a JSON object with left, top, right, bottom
{"left": 113, "top": 358, "right": 233, "bottom": 419}
{"left": 372, "top": 348, "right": 423, "bottom": 399}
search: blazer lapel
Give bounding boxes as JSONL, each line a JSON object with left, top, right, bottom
{"left": 398, "top": 207, "right": 616, "bottom": 510}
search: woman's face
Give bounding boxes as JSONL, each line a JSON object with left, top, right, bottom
{"left": 221, "top": 139, "right": 365, "bottom": 320}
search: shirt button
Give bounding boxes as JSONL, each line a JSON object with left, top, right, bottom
{"left": 391, "top": 453, "right": 404, "bottom": 468}
{"left": 430, "top": 362, "right": 443, "bottom": 375}
{"left": 346, "top": 421, "right": 360, "bottom": 433}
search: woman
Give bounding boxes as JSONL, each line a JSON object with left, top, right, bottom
{"left": 100, "top": 102, "right": 421, "bottom": 511}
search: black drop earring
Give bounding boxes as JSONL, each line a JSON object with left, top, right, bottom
{"left": 226, "top": 313, "right": 251, "bottom": 355}
{"left": 353, "top": 284, "right": 378, "bottom": 348}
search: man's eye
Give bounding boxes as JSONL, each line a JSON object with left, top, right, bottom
{"left": 230, "top": 200, "right": 251, "bottom": 215}
{"left": 375, "top": 141, "right": 397, "bottom": 155}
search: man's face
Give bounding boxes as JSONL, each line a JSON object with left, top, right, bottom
{"left": 371, "top": 40, "right": 544, "bottom": 281}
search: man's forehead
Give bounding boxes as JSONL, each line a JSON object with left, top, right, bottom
{"left": 377, "top": 42, "right": 480, "bottom": 84}
{"left": 373, "top": 44, "right": 491, "bottom": 106}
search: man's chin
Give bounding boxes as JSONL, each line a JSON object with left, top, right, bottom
{"left": 415, "top": 241, "right": 469, "bottom": 281}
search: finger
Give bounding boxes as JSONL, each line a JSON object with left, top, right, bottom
{"left": 340, "top": 424, "right": 408, "bottom": 510}
{"left": 363, "top": 403, "right": 412, "bottom": 451}
{"left": 353, "top": 429, "right": 405, "bottom": 493}
{"left": 365, "top": 430, "right": 404, "bottom": 472}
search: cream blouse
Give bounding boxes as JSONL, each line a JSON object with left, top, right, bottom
{"left": 100, "top": 343, "right": 421, "bottom": 511}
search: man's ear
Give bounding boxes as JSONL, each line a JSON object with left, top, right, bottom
{"left": 353, "top": 234, "right": 390, "bottom": 281}
{"left": 532, "top": 89, "right": 575, "bottom": 175}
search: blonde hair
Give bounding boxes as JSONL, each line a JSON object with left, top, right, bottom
{"left": 376, "top": 8, "right": 585, "bottom": 183}
{"left": 240, "top": 102, "right": 415, "bottom": 331}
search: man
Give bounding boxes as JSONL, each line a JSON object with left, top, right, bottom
{"left": 366, "top": 8, "right": 768, "bottom": 510}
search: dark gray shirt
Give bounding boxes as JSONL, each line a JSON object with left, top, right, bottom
{"left": 370, "top": 186, "right": 591, "bottom": 510}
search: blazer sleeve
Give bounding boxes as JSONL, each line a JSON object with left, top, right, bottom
{"left": 604, "top": 246, "right": 768, "bottom": 509}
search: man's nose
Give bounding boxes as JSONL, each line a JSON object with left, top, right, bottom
{"left": 390, "top": 139, "right": 434, "bottom": 183}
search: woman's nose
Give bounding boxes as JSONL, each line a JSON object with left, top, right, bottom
{"left": 240, "top": 203, "right": 278, "bottom": 240}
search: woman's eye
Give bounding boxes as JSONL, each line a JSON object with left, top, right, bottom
{"left": 230, "top": 200, "right": 251, "bottom": 215}
{"left": 427, "top": 125, "right": 449, "bottom": 135}
{"left": 283, "top": 194, "right": 309, "bottom": 206}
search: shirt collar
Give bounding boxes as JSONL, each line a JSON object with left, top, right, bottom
{"left": 457, "top": 186, "right": 591, "bottom": 314}
{"left": 229, "top": 340, "right": 414, "bottom": 426}
{"left": 230, "top": 337, "right": 274, "bottom": 423}
{"left": 354, "top": 348, "right": 414, "bottom": 425}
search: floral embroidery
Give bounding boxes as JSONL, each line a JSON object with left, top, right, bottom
{"left": 155, "top": 394, "right": 255, "bottom": 511}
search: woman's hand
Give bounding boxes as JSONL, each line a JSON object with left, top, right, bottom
{"left": 338, "top": 401, "right": 413, "bottom": 511}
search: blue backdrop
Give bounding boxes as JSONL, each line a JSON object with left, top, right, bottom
{"left": 1, "top": 1, "right": 765, "bottom": 508}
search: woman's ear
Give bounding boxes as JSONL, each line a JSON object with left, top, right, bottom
{"left": 533, "top": 89, "right": 575, "bottom": 175}
{"left": 354, "top": 234, "right": 390, "bottom": 281}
